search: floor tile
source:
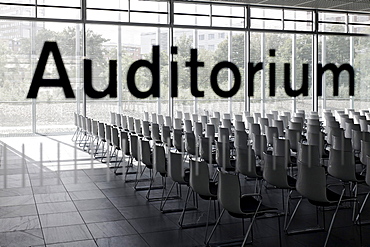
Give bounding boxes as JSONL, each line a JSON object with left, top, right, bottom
{"left": 0, "top": 215, "right": 40, "bottom": 232}
{"left": 42, "top": 224, "right": 93, "bottom": 245}
{"left": 95, "top": 235, "right": 150, "bottom": 247}
{"left": 87, "top": 220, "right": 137, "bottom": 239}
{"left": 47, "top": 239, "right": 98, "bottom": 247}
{"left": 0, "top": 204, "right": 38, "bottom": 218}
{"left": 128, "top": 215, "right": 178, "bottom": 234}
{"left": 142, "top": 229, "right": 202, "bottom": 247}
{"left": 69, "top": 189, "right": 106, "bottom": 200}
{"left": 80, "top": 208, "right": 125, "bottom": 223}
{"left": 0, "top": 228, "right": 44, "bottom": 247}
{"left": 34, "top": 192, "right": 71, "bottom": 203}
{"left": 0, "top": 195, "right": 34, "bottom": 207}
{"left": 39, "top": 211, "right": 84, "bottom": 228}
{"left": 74, "top": 198, "right": 115, "bottom": 211}
{"left": 37, "top": 201, "right": 77, "bottom": 214}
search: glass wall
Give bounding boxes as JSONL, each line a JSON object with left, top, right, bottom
{"left": 0, "top": 1, "right": 369, "bottom": 135}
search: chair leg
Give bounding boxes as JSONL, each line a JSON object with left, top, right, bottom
{"left": 241, "top": 201, "right": 262, "bottom": 246}
{"left": 204, "top": 199, "right": 212, "bottom": 244}
{"left": 355, "top": 191, "right": 370, "bottom": 223}
{"left": 178, "top": 187, "right": 192, "bottom": 227}
{"left": 205, "top": 208, "right": 225, "bottom": 246}
{"left": 323, "top": 189, "right": 344, "bottom": 247}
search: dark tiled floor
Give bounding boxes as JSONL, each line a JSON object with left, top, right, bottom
{"left": 0, "top": 136, "right": 369, "bottom": 247}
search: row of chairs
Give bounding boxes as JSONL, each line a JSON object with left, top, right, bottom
{"left": 73, "top": 109, "right": 370, "bottom": 246}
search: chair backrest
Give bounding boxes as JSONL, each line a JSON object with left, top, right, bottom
{"left": 112, "top": 127, "right": 119, "bottom": 149}
{"left": 266, "top": 126, "right": 279, "bottom": 146}
{"left": 194, "top": 122, "right": 203, "bottom": 138}
{"left": 165, "top": 116, "right": 172, "bottom": 128}
{"left": 119, "top": 130, "right": 130, "bottom": 155}
{"left": 266, "top": 113, "right": 274, "bottom": 126}
{"left": 130, "top": 134, "right": 139, "bottom": 161}
{"left": 151, "top": 113, "right": 157, "bottom": 124}
{"left": 245, "top": 116, "right": 254, "bottom": 129}
{"left": 306, "top": 132, "right": 326, "bottom": 157}
{"left": 201, "top": 115, "right": 208, "bottom": 130}
{"left": 328, "top": 148, "right": 357, "bottom": 182}
{"left": 174, "top": 118, "right": 182, "bottom": 130}
{"left": 134, "top": 119, "right": 142, "bottom": 135}
{"left": 288, "top": 121, "right": 303, "bottom": 133}
{"left": 128, "top": 117, "right": 135, "bottom": 132}
{"left": 216, "top": 141, "right": 233, "bottom": 170}
{"left": 217, "top": 170, "right": 242, "bottom": 215}
{"left": 110, "top": 112, "right": 116, "bottom": 125}
{"left": 184, "top": 112, "right": 191, "bottom": 121}
{"left": 142, "top": 120, "right": 150, "bottom": 138}
{"left": 115, "top": 113, "right": 122, "bottom": 127}
{"left": 344, "top": 122, "right": 360, "bottom": 139}
{"left": 259, "top": 118, "right": 269, "bottom": 134}
{"left": 263, "top": 152, "right": 291, "bottom": 189}
{"left": 279, "top": 115, "right": 288, "bottom": 129}
{"left": 253, "top": 112, "right": 261, "bottom": 123}
{"left": 143, "top": 111, "right": 149, "bottom": 121}
{"left": 161, "top": 125, "right": 171, "bottom": 146}
{"left": 184, "top": 119, "right": 193, "bottom": 133}
{"left": 140, "top": 139, "right": 152, "bottom": 168}
{"left": 173, "top": 129, "right": 184, "bottom": 152}
{"left": 249, "top": 123, "right": 261, "bottom": 136}
{"left": 168, "top": 151, "right": 187, "bottom": 184}
{"left": 360, "top": 140, "right": 370, "bottom": 165}
{"left": 236, "top": 146, "right": 258, "bottom": 178}
{"left": 222, "top": 118, "right": 232, "bottom": 134}
{"left": 190, "top": 160, "right": 215, "bottom": 197}
{"left": 192, "top": 114, "right": 199, "bottom": 123}
{"left": 297, "top": 143, "right": 320, "bottom": 166}
{"left": 151, "top": 123, "right": 161, "bottom": 142}
{"left": 332, "top": 135, "right": 352, "bottom": 152}
{"left": 121, "top": 115, "right": 128, "bottom": 129}
{"left": 105, "top": 124, "right": 112, "bottom": 144}
{"left": 272, "top": 119, "right": 284, "bottom": 137}
{"left": 296, "top": 161, "right": 329, "bottom": 203}
{"left": 213, "top": 112, "right": 220, "bottom": 120}
{"left": 92, "top": 120, "right": 98, "bottom": 137}
{"left": 359, "top": 118, "right": 369, "bottom": 132}
{"left": 200, "top": 136, "right": 215, "bottom": 164}
{"left": 367, "top": 156, "right": 370, "bottom": 186}
{"left": 285, "top": 129, "right": 301, "bottom": 152}
{"left": 326, "top": 126, "right": 344, "bottom": 145}
{"left": 86, "top": 117, "right": 92, "bottom": 134}
{"left": 98, "top": 122, "right": 105, "bottom": 140}
{"left": 251, "top": 133, "right": 267, "bottom": 158}
{"left": 185, "top": 131, "right": 197, "bottom": 156}
{"left": 272, "top": 137, "right": 290, "bottom": 158}
{"left": 306, "top": 124, "right": 321, "bottom": 135}
{"left": 234, "top": 114, "right": 243, "bottom": 122}
{"left": 153, "top": 144, "right": 167, "bottom": 175}
{"left": 205, "top": 124, "right": 215, "bottom": 143}
{"left": 307, "top": 118, "right": 320, "bottom": 126}
{"left": 234, "top": 130, "right": 248, "bottom": 149}
{"left": 271, "top": 110, "right": 279, "bottom": 120}
{"left": 176, "top": 111, "right": 183, "bottom": 119}
{"left": 352, "top": 130, "right": 370, "bottom": 153}
{"left": 218, "top": 127, "right": 230, "bottom": 143}
{"left": 210, "top": 117, "right": 220, "bottom": 133}
{"left": 157, "top": 114, "right": 164, "bottom": 126}
{"left": 235, "top": 121, "right": 245, "bottom": 132}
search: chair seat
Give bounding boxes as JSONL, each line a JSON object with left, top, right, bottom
{"left": 199, "top": 181, "right": 218, "bottom": 200}
{"left": 287, "top": 175, "right": 296, "bottom": 188}
{"left": 308, "top": 188, "right": 351, "bottom": 206}
{"left": 228, "top": 195, "right": 277, "bottom": 218}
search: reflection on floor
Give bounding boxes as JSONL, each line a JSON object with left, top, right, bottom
{"left": 0, "top": 134, "right": 368, "bottom": 247}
